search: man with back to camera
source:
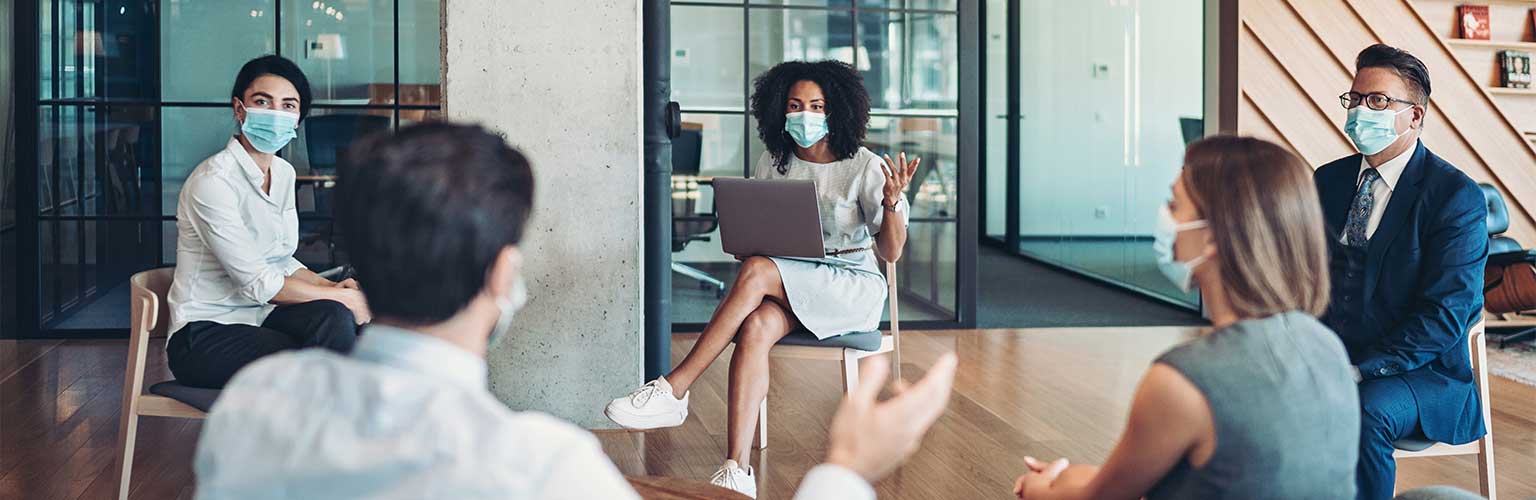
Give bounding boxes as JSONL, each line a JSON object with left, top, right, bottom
{"left": 191, "top": 122, "right": 959, "bottom": 499}
{"left": 1315, "top": 44, "right": 1488, "bottom": 500}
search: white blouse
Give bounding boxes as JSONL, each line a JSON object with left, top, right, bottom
{"left": 751, "top": 147, "right": 908, "bottom": 252}
{"left": 167, "top": 138, "right": 305, "bottom": 336}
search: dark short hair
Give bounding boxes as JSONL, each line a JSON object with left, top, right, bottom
{"left": 231, "top": 55, "right": 314, "bottom": 122}
{"left": 336, "top": 123, "right": 536, "bottom": 325}
{"left": 1356, "top": 44, "right": 1431, "bottom": 104}
{"left": 750, "top": 60, "right": 870, "bottom": 174}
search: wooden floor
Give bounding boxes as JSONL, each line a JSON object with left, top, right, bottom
{"left": 2, "top": 328, "right": 1533, "bottom": 500}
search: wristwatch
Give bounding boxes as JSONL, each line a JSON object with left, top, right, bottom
{"left": 882, "top": 198, "right": 904, "bottom": 212}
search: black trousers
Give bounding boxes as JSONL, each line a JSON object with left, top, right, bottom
{"left": 167, "top": 300, "right": 359, "bottom": 389}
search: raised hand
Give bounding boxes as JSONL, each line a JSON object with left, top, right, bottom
{"left": 880, "top": 152, "right": 920, "bottom": 208}
{"left": 824, "top": 352, "right": 958, "bottom": 483}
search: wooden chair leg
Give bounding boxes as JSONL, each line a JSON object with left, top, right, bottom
{"left": 842, "top": 351, "right": 862, "bottom": 393}
{"left": 116, "top": 409, "right": 139, "bottom": 500}
{"left": 754, "top": 397, "right": 768, "bottom": 450}
{"left": 1478, "top": 434, "right": 1497, "bottom": 500}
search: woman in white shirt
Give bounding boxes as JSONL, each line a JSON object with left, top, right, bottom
{"left": 605, "top": 60, "right": 918, "bottom": 497}
{"left": 165, "top": 55, "right": 370, "bottom": 389}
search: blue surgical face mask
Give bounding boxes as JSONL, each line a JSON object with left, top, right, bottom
{"left": 784, "top": 111, "right": 828, "bottom": 149}
{"left": 1344, "top": 105, "right": 1411, "bottom": 156}
{"left": 488, "top": 275, "right": 529, "bottom": 349}
{"left": 237, "top": 101, "right": 300, "bottom": 154}
{"left": 1153, "top": 204, "right": 1210, "bottom": 293}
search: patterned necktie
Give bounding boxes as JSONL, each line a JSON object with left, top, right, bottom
{"left": 1342, "top": 168, "right": 1381, "bottom": 248}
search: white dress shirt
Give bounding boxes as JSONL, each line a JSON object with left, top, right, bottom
{"left": 167, "top": 138, "right": 305, "bottom": 336}
{"left": 195, "top": 324, "right": 876, "bottom": 500}
{"left": 1347, "top": 147, "right": 1412, "bottom": 242}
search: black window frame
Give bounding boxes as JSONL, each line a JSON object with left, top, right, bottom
{"left": 11, "top": 0, "right": 443, "bottom": 338}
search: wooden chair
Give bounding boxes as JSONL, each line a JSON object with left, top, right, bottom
{"left": 1391, "top": 320, "right": 1496, "bottom": 499}
{"left": 751, "top": 260, "right": 901, "bottom": 449}
{"left": 117, "top": 268, "right": 214, "bottom": 500}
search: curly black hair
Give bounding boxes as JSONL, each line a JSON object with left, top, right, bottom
{"left": 750, "top": 60, "right": 870, "bottom": 174}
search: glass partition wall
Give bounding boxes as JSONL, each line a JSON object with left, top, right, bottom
{"left": 669, "top": 0, "right": 965, "bottom": 328}
{"left": 982, "top": 0, "right": 1204, "bottom": 310}
{"left": 14, "top": 0, "right": 441, "bottom": 336}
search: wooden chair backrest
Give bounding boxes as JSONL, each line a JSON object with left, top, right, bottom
{"left": 125, "top": 269, "right": 174, "bottom": 406}
{"left": 130, "top": 269, "right": 174, "bottom": 339}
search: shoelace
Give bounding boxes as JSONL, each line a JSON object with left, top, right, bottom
{"left": 630, "top": 380, "right": 664, "bottom": 407}
{"left": 710, "top": 465, "right": 740, "bottom": 488}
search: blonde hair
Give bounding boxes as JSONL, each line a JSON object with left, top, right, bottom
{"left": 1182, "top": 136, "right": 1331, "bottom": 317}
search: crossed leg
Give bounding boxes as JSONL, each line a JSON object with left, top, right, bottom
{"left": 663, "top": 256, "right": 800, "bottom": 466}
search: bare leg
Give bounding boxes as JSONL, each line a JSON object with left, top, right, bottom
{"left": 666, "top": 257, "right": 787, "bottom": 394}
{"left": 727, "top": 301, "right": 797, "bottom": 466}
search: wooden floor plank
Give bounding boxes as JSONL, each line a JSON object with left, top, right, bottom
{"left": 0, "top": 339, "right": 62, "bottom": 385}
{"left": 2, "top": 328, "right": 1533, "bottom": 500}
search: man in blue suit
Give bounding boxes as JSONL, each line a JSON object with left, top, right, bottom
{"left": 1315, "top": 44, "right": 1488, "bottom": 500}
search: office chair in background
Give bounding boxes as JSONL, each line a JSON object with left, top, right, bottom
{"left": 1480, "top": 183, "right": 1536, "bottom": 348}
{"left": 1179, "top": 116, "right": 1204, "bottom": 146}
{"left": 672, "top": 123, "right": 725, "bottom": 298}
{"left": 300, "top": 114, "right": 391, "bottom": 268}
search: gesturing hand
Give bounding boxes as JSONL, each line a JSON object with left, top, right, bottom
{"left": 880, "top": 152, "right": 920, "bottom": 208}
{"left": 825, "top": 352, "right": 958, "bottom": 483}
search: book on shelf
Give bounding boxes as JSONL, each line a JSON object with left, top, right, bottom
{"left": 1459, "top": 4, "right": 1491, "bottom": 40}
{"left": 1499, "top": 50, "right": 1533, "bottom": 88}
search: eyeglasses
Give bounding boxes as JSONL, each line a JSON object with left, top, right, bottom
{"left": 1339, "top": 91, "right": 1419, "bottom": 111}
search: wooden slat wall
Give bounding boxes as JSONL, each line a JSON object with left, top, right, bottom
{"left": 1237, "top": 0, "right": 1536, "bottom": 245}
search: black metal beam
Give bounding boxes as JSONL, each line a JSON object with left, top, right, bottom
{"left": 643, "top": 0, "right": 675, "bottom": 381}
{"left": 956, "top": 0, "right": 980, "bottom": 328}
{"left": 13, "top": 0, "right": 41, "bottom": 338}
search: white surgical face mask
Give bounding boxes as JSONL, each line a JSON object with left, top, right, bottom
{"left": 487, "top": 276, "right": 529, "bottom": 349}
{"left": 1344, "top": 105, "right": 1412, "bottom": 156}
{"left": 1153, "top": 204, "right": 1209, "bottom": 293}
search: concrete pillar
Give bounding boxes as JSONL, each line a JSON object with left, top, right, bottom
{"left": 443, "top": 0, "right": 643, "bottom": 428}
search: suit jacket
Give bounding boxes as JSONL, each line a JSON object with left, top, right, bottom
{"left": 1314, "top": 141, "right": 1487, "bottom": 445}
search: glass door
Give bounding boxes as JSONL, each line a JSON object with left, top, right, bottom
{"left": 983, "top": 0, "right": 1203, "bottom": 310}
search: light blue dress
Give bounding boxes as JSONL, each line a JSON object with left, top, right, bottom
{"left": 752, "top": 148, "right": 908, "bottom": 338}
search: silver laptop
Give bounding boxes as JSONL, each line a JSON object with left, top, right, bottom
{"left": 713, "top": 178, "right": 859, "bottom": 267}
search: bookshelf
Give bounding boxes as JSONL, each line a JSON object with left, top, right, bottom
{"left": 1412, "top": 0, "right": 1536, "bottom": 135}
{"left": 1488, "top": 86, "right": 1536, "bottom": 95}
{"left": 1447, "top": 38, "right": 1536, "bottom": 50}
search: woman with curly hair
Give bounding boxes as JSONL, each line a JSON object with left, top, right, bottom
{"left": 605, "top": 60, "right": 918, "bottom": 497}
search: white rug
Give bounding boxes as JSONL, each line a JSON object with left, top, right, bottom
{"left": 1487, "top": 334, "right": 1536, "bottom": 387}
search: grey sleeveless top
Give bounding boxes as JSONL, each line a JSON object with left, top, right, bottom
{"left": 1148, "top": 311, "right": 1359, "bottom": 500}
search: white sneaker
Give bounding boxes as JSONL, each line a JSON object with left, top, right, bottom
{"left": 709, "top": 460, "right": 757, "bottom": 498}
{"left": 604, "top": 377, "right": 689, "bottom": 430}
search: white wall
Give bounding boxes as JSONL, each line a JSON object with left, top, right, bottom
{"left": 445, "top": 0, "right": 643, "bottom": 428}
{"left": 1014, "top": 0, "right": 1203, "bottom": 237}
{"left": 984, "top": 0, "right": 1007, "bottom": 238}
